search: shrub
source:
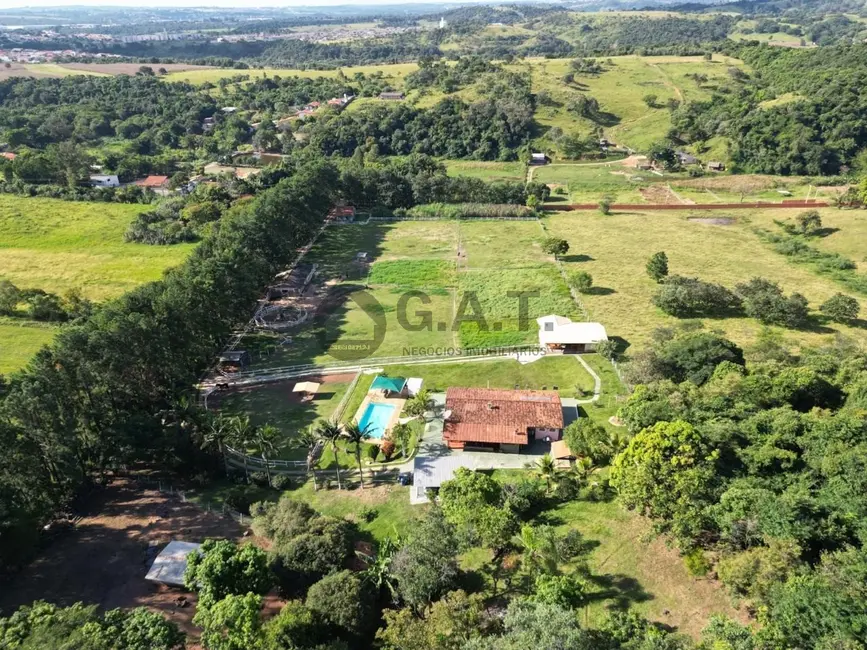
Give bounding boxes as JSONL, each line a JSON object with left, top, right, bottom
{"left": 380, "top": 440, "right": 396, "bottom": 460}
{"left": 568, "top": 270, "right": 593, "bottom": 293}
{"left": 401, "top": 202, "right": 533, "bottom": 220}
{"left": 270, "top": 474, "right": 293, "bottom": 490}
{"left": 249, "top": 471, "right": 270, "bottom": 487}
{"left": 223, "top": 485, "right": 260, "bottom": 514}
{"left": 598, "top": 199, "right": 611, "bottom": 215}
{"left": 820, "top": 293, "right": 860, "bottom": 323}
{"left": 684, "top": 548, "right": 711, "bottom": 577}
{"left": 653, "top": 275, "right": 741, "bottom": 317}
{"left": 306, "top": 570, "right": 374, "bottom": 637}
{"left": 646, "top": 251, "right": 669, "bottom": 283}
{"left": 736, "top": 277, "right": 810, "bottom": 328}
{"left": 365, "top": 444, "right": 379, "bottom": 462}
{"left": 358, "top": 506, "right": 378, "bottom": 523}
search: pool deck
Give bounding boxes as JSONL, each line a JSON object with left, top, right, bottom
{"left": 352, "top": 391, "right": 406, "bottom": 444}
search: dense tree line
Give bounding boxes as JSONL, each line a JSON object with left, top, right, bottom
{"left": 670, "top": 43, "right": 867, "bottom": 175}
{"left": 614, "top": 327, "right": 867, "bottom": 648}
{"left": 0, "top": 159, "right": 338, "bottom": 571}
{"left": 307, "top": 71, "right": 533, "bottom": 161}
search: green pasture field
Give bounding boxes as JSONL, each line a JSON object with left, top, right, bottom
{"left": 519, "top": 55, "right": 745, "bottom": 153}
{"left": 0, "top": 195, "right": 193, "bottom": 300}
{"left": 443, "top": 160, "right": 527, "bottom": 182}
{"left": 0, "top": 320, "right": 58, "bottom": 375}
{"left": 376, "top": 355, "right": 596, "bottom": 397}
{"left": 162, "top": 62, "right": 419, "bottom": 85}
{"left": 544, "top": 208, "right": 867, "bottom": 352}
{"left": 0, "top": 195, "right": 194, "bottom": 375}
{"left": 238, "top": 216, "right": 579, "bottom": 367}
{"left": 729, "top": 31, "right": 808, "bottom": 46}
{"left": 532, "top": 163, "right": 661, "bottom": 203}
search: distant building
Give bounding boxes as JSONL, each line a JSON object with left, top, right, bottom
{"left": 379, "top": 91, "right": 405, "bottom": 101}
{"left": 676, "top": 151, "right": 700, "bottom": 166}
{"left": 439, "top": 17, "right": 448, "bottom": 29}
{"left": 536, "top": 315, "right": 608, "bottom": 353}
{"left": 443, "top": 387, "right": 565, "bottom": 452}
{"left": 529, "top": 152, "right": 549, "bottom": 165}
{"left": 707, "top": 161, "right": 726, "bottom": 172}
{"left": 135, "top": 175, "right": 171, "bottom": 194}
{"left": 327, "top": 205, "right": 357, "bottom": 223}
{"left": 203, "top": 162, "right": 261, "bottom": 179}
{"left": 221, "top": 106, "right": 238, "bottom": 113}
{"left": 89, "top": 174, "right": 120, "bottom": 188}
{"left": 0, "top": 152, "right": 17, "bottom": 161}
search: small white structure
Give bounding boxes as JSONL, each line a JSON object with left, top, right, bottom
{"left": 90, "top": 174, "right": 119, "bottom": 188}
{"left": 145, "top": 540, "right": 201, "bottom": 586}
{"left": 405, "top": 377, "right": 424, "bottom": 397}
{"left": 529, "top": 152, "right": 548, "bottom": 165}
{"left": 537, "top": 315, "right": 608, "bottom": 353}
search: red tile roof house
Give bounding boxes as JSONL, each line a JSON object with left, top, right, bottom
{"left": 443, "top": 388, "right": 564, "bottom": 453}
{"left": 134, "top": 175, "right": 171, "bottom": 195}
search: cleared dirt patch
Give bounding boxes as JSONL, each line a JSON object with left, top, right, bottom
{"left": 0, "top": 478, "right": 246, "bottom": 637}
{"left": 61, "top": 62, "right": 215, "bottom": 75}
{"left": 640, "top": 185, "right": 682, "bottom": 204}
{"left": 687, "top": 216, "right": 735, "bottom": 225}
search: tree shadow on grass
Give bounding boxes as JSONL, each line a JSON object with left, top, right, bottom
{"left": 560, "top": 254, "right": 594, "bottom": 263}
{"left": 586, "top": 573, "right": 653, "bottom": 611}
{"left": 584, "top": 286, "right": 615, "bottom": 296}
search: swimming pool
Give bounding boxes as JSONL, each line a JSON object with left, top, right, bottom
{"left": 357, "top": 402, "right": 396, "bottom": 440}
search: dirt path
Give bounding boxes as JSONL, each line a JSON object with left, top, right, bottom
{"left": 0, "top": 478, "right": 247, "bottom": 637}
{"left": 649, "top": 62, "right": 684, "bottom": 102}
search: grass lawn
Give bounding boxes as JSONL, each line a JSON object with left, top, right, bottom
{"left": 162, "top": 62, "right": 418, "bottom": 85}
{"left": 0, "top": 195, "right": 195, "bottom": 374}
{"left": 284, "top": 482, "right": 421, "bottom": 541}
{"left": 0, "top": 320, "right": 58, "bottom": 375}
{"left": 444, "top": 160, "right": 527, "bottom": 182}
{"left": 544, "top": 209, "right": 867, "bottom": 351}
{"left": 458, "top": 219, "right": 548, "bottom": 268}
{"left": 0, "top": 195, "right": 193, "bottom": 300}
{"left": 380, "top": 355, "right": 597, "bottom": 397}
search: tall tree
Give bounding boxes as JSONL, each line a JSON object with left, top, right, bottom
{"left": 342, "top": 420, "right": 372, "bottom": 489}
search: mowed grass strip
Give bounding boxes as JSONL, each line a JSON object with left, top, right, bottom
{"left": 381, "top": 355, "right": 596, "bottom": 396}
{"left": 0, "top": 195, "right": 194, "bottom": 300}
{"left": 367, "top": 259, "right": 456, "bottom": 289}
{"left": 162, "top": 62, "right": 419, "bottom": 85}
{"left": 444, "top": 160, "right": 527, "bottom": 182}
{"left": 544, "top": 210, "right": 867, "bottom": 350}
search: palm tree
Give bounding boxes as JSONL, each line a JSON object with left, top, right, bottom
{"left": 227, "top": 415, "right": 256, "bottom": 481}
{"left": 390, "top": 422, "right": 412, "bottom": 459}
{"left": 315, "top": 420, "right": 345, "bottom": 490}
{"left": 529, "top": 453, "right": 559, "bottom": 494}
{"left": 252, "top": 424, "right": 281, "bottom": 488}
{"left": 516, "top": 524, "right": 560, "bottom": 577}
{"left": 293, "top": 425, "right": 322, "bottom": 491}
{"left": 204, "top": 412, "right": 234, "bottom": 467}
{"left": 343, "top": 420, "right": 372, "bottom": 489}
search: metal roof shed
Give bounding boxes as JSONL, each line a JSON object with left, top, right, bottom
{"left": 145, "top": 540, "right": 201, "bottom": 586}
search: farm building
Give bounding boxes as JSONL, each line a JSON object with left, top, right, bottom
{"left": 327, "top": 205, "right": 357, "bottom": 223}
{"left": 379, "top": 91, "right": 405, "bottom": 100}
{"left": 89, "top": 174, "right": 120, "bottom": 187}
{"left": 1, "top": 152, "right": 17, "bottom": 161}
{"left": 676, "top": 151, "right": 700, "bottom": 166}
{"left": 442, "top": 387, "right": 564, "bottom": 452}
{"left": 529, "top": 152, "right": 549, "bottom": 165}
{"left": 707, "top": 161, "right": 726, "bottom": 172}
{"left": 551, "top": 439, "right": 577, "bottom": 467}
{"left": 537, "top": 315, "right": 608, "bottom": 353}
{"left": 268, "top": 263, "right": 317, "bottom": 299}
{"left": 145, "top": 540, "right": 201, "bottom": 586}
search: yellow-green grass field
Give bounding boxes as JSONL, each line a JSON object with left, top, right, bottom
{"left": 518, "top": 54, "right": 745, "bottom": 152}
{"left": 0, "top": 196, "right": 194, "bottom": 300}
{"left": 162, "top": 62, "right": 419, "bottom": 85}
{"left": 0, "top": 195, "right": 195, "bottom": 374}
{"left": 544, "top": 208, "right": 867, "bottom": 352}
{"left": 0, "top": 320, "right": 58, "bottom": 375}
{"left": 444, "top": 160, "right": 527, "bottom": 182}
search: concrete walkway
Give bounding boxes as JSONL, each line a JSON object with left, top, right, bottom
{"left": 575, "top": 355, "right": 602, "bottom": 404}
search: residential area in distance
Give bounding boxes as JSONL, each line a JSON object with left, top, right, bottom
{"left": 2, "top": 1, "right": 867, "bottom": 649}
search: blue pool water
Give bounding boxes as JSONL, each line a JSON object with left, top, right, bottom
{"left": 358, "top": 402, "right": 396, "bottom": 440}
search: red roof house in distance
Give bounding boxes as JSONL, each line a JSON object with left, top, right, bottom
{"left": 443, "top": 387, "right": 564, "bottom": 453}
{"left": 1, "top": 152, "right": 17, "bottom": 161}
{"left": 135, "top": 175, "right": 170, "bottom": 188}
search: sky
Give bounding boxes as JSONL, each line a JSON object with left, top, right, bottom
{"left": 4, "top": 0, "right": 478, "bottom": 7}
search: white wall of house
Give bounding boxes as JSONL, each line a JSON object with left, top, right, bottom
{"left": 534, "top": 427, "right": 562, "bottom": 442}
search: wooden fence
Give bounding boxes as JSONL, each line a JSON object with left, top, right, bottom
{"left": 543, "top": 200, "right": 829, "bottom": 211}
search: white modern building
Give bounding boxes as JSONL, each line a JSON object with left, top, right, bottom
{"left": 536, "top": 315, "right": 608, "bottom": 353}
